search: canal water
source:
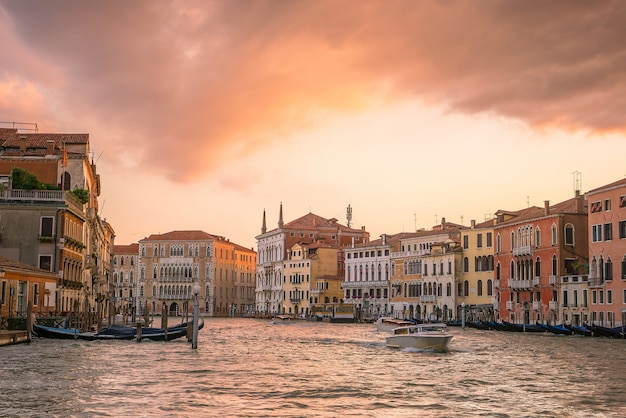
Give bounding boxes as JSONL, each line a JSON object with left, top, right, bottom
{"left": 1, "top": 318, "right": 625, "bottom": 417}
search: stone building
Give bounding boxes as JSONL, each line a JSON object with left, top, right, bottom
{"left": 137, "top": 230, "right": 256, "bottom": 317}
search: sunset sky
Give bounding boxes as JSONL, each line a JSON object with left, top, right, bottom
{"left": 1, "top": 0, "right": 625, "bottom": 250}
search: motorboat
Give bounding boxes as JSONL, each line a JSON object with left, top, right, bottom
{"left": 374, "top": 317, "right": 415, "bottom": 333}
{"left": 385, "top": 323, "right": 452, "bottom": 351}
{"left": 270, "top": 315, "right": 296, "bottom": 324}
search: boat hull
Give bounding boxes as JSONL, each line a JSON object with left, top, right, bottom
{"left": 386, "top": 334, "right": 452, "bottom": 350}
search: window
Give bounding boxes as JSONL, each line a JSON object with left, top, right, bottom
{"left": 620, "top": 221, "right": 626, "bottom": 239}
{"left": 477, "top": 280, "right": 483, "bottom": 296}
{"left": 551, "top": 224, "right": 557, "bottom": 245}
{"left": 605, "top": 199, "right": 611, "bottom": 211}
{"left": 496, "top": 234, "right": 501, "bottom": 253}
{"left": 622, "top": 256, "right": 626, "bottom": 280}
{"left": 535, "top": 257, "right": 541, "bottom": 277}
{"left": 590, "top": 201, "right": 603, "bottom": 213}
{"left": 620, "top": 195, "right": 626, "bottom": 208}
{"left": 477, "top": 234, "right": 483, "bottom": 248}
{"left": 40, "top": 217, "right": 54, "bottom": 237}
{"left": 463, "top": 235, "right": 469, "bottom": 249}
{"left": 605, "top": 258, "right": 613, "bottom": 281}
{"left": 463, "top": 257, "right": 469, "bottom": 273}
{"left": 565, "top": 224, "right": 574, "bottom": 245}
{"left": 535, "top": 227, "right": 541, "bottom": 247}
{"left": 487, "top": 279, "right": 493, "bottom": 296}
{"left": 592, "top": 224, "right": 603, "bottom": 242}
{"left": 604, "top": 223, "right": 613, "bottom": 241}
{"left": 552, "top": 255, "right": 558, "bottom": 276}
{"left": 486, "top": 232, "right": 493, "bottom": 247}
{"left": 39, "top": 255, "right": 52, "bottom": 271}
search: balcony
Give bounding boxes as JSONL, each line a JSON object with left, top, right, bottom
{"left": 289, "top": 298, "right": 301, "bottom": 304}
{"left": 494, "top": 279, "right": 500, "bottom": 289}
{"left": 549, "top": 276, "right": 558, "bottom": 285}
{"left": 532, "top": 302, "right": 540, "bottom": 311}
{"left": 506, "top": 301, "right": 514, "bottom": 310}
{"left": 341, "top": 280, "right": 389, "bottom": 289}
{"left": 532, "top": 277, "right": 540, "bottom": 287}
{"left": 510, "top": 279, "right": 532, "bottom": 290}
{"left": 310, "top": 289, "right": 323, "bottom": 295}
{"left": 549, "top": 301, "right": 557, "bottom": 310}
{"left": 588, "top": 277, "right": 604, "bottom": 287}
{"left": 421, "top": 295, "right": 436, "bottom": 303}
{"left": 513, "top": 246, "right": 533, "bottom": 256}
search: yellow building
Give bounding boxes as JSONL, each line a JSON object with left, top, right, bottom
{"left": 459, "top": 219, "right": 496, "bottom": 321}
{"left": 283, "top": 242, "right": 341, "bottom": 317}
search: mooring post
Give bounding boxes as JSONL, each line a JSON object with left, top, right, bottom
{"left": 192, "top": 283, "right": 200, "bottom": 349}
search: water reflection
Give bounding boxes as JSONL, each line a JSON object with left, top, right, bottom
{"left": 1, "top": 319, "right": 625, "bottom": 417}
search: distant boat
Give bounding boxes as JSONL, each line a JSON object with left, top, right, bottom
{"left": 374, "top": 317, "right": 415, "bottom": 333}
{"left": 385, "top": 323, "right": 453, "bottom": 351}
{"left": 270, "top": 315, "right": 296, "bottom": 324}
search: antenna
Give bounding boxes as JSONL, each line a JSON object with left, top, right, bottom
{"left": 414, "top": 213, "right": 417, "bottom": 232}
{"left": 346, "top": 204, "right": 352, "bottom": 228}
{"left": 460, "top": 215, "right": 464, "bottom": 225}
{"left": 572, "top": 171, "right": 582, "bottom": 194}
{"left": 0, "top": 121, "right": 38, "bottom": 132}
{"left": 527, "top": 196, "right": 530, "bottom": 208}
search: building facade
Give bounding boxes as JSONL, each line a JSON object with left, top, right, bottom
{"left": 586, "top": 178, "right": 626, "bottom": 327}
{"left": 494, "top": 192, "right": 588, "bottom": 324}
{"left": 255, "top": 205, "right": 369, "bottom": 315}
{"left": 137, "top": 230, "right": 256, "bottom": 318}
{"left": 0, "top": 127, "right": 112, "bottom": 325}
{"left": 459, "top": 219, "right": 496, "bottom": 321}
{"left": 112, "top": 243, "right": 139, "bottom": 320}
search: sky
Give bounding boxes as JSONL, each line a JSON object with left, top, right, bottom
{"left": 1, "top": 0, "right": 625, "bottom": 250}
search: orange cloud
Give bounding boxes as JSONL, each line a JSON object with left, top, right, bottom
{"left": 1, "top": 0, "right": 624, "bottom": 182}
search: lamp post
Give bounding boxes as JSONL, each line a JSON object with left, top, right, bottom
{"left": 461, "top": 302, "right": 466, "bottom": 330}
{"left": 192, "top": 282, "right": 200, "bottom": 349}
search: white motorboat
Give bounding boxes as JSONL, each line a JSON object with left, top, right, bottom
{"left": 385, "top": 323, "right": 452, "bottom": 351}
{"left": 375, "top": 316, "right": 415, "bottom": 333}
{"left": 270, "top": 314, "right": 296, "bottom": 324}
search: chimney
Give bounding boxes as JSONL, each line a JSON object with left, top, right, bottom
{"left": 278, "top": 202, "right": 284, "bottom": 229}
{"left": 46, "top": 140, "right": 55, "bottom": 155}
{"left": 575, "top": 190, "right": 584, "bottom": 213}
{"left": 381, "top": 234, "right": 387, "bottom": 245}
{"left": 441, "top": 217, "right": 446, "bottom": 226}
{"left": 544, "top": 200, "right": 550, "bottom": 216}
{"left": 471, "top": 220, "right": 476, "bottom": 229}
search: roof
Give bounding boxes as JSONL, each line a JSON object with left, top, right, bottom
{"left": 0, "top": 129, "right": 89, "bottom": 158}
{"left": 113, "top": 243, "right": 139, "bottom": 255}
{"left": 586, "top": 177, "right": 626, "bottom": 196}
{"left": 140, "top": 230, "right": 218, "bottom": 242}
{"left": 0, "top": 255, "right": 59, "bottom": 278}
{"left": 279, "top": 212, "right": 365, "bottom": 234}
{"left": 494, "top": 195, "right": 586, "bottom": 227}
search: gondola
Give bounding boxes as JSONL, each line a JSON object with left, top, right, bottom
{"left": 565, "top": 324, "right": 593, "bottom": 337}
{"left": 33, "top": 318, "right": 203, "bottom": 342}
{"left": 587, "top": 325, "right": 625, "bottom": 339}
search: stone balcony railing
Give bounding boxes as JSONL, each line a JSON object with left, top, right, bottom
{"left": 509, "top": 279, "right": 532, "bottom": 290}
{"left": 341, "top": 280, "right": 389, "bottom": 289}
{"left": 513, "top": 246, "right": 533, "bottom": 256}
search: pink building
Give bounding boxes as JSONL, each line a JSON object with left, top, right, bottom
{"left": 493, "top": 192, "right": 588, "bottom": 324}
{"left": 586, "top": 178, "right": 626, "bottom": 327}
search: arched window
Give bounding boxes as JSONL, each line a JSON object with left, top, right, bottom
{"left": 463, "top": 280, "right": 469, "bottom": 297}
{"left": 535, "top": 227, "right": 541, "bottom": 247}
{"left": 463, "top": 257, "right": 469, "bottom": 273}
{"left": 510, "top": 232, "right": 515, "bottom": 251}
{"left": 605, "top": 257, "right": 613, "bottom": 281}
{"left": 564, "top": 224, "right": 575, "bottom": 246}
{"left": 487, "top": 279, "right": 493, "bottom": 296}
{"left": 551, "top": 224, "right": 557, "bottom": 245}
{"left": 496, "top": 234, "right": 501, "bottom": 253}
{"left": 552, "top": 255, "right": 558, "bottom": 276}
{"left": 535, "top": 257, "right": 541, "bottom": 277}
{"left": 510, "top": 261, "right": 515, "bottom": 279}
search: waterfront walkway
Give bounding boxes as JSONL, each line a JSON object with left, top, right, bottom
{"left": 0, "top": 330, "right": 29, "bottom": 346}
